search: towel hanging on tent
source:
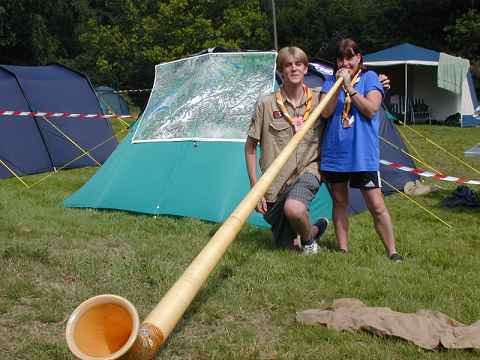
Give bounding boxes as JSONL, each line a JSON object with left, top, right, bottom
{"left": 437, "top": 53, "right": 469, "bottom": 95}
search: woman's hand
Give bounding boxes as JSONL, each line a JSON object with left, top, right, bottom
{"left": 336, "top": 68, "right": 352, "bottom": 88}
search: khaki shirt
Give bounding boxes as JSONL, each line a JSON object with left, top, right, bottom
{"left": 247, "top": 87, "right": 324, "bottom": 202}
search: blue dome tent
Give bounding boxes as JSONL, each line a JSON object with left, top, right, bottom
{"left": 0, "top": 64, "right": 117, "bottom": 180}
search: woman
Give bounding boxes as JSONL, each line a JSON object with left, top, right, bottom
{"left": 320, "top": 38, "right": 403, "bottom": 262}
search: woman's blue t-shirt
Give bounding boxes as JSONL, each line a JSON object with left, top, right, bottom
{"left": 320, "top": 71, "right": 384, "bottom": 172}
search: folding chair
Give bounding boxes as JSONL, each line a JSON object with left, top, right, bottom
{"left": 412, "top": 100, "right": 432, "bottom": 125}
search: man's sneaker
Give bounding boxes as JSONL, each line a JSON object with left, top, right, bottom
{"left": 389, "top": 253, "right": 404, "bottom": 262}
{"left": 303, "top": 241, "right": 319, "bottom": 255}
{"left": 314, "top": 218, "right": 329, "bottom": 240}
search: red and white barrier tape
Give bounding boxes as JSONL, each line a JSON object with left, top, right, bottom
{"left": 380, "top": 159, "right": 480, "bottom": 185}
{"left": 0, "top": 110, "right": 135, "bottom": 119}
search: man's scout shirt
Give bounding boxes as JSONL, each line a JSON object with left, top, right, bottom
{"left": 247, "top": 87, "right": 323, "bottom": 203}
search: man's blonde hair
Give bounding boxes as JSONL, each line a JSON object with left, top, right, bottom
{"left": 277, "top": 46, "right": 309, "bottom": 72}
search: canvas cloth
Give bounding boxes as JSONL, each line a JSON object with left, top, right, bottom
{"left": 437, "top": 53, "right": 470, "bottom": 95}
{"left": 296, "top": 298, "right": 480, "bottom": 350}
{"left": 404, "top": 180, "right": 439, "bottom": 196}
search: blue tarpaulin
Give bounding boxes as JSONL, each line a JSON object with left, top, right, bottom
{"left": 364, "top": 43, "right": 439, "bottom": 63}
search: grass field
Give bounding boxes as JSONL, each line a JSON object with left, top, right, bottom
{"left": 1, "top": 123, "right": 480, "bottom": 359}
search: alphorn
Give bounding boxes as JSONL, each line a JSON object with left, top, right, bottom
{"left": 65, "top": 78, "right": 343, "bottom": 360}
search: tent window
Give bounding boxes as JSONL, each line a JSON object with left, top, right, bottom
{"left": 132, "top": 52, "right": 276, "bottom": 142}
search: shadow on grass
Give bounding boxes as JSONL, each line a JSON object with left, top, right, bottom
{"left": 154, "top": 225, "right": 275, "bottom": 353}
{"left": 318, "top": 236, "right": 341, "bottom": 252}
{"left": 207, "top": 223, "right": 275, "bottom": 250}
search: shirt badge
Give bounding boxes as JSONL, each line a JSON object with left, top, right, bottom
{"left": 273, "top": 111, "right": 283, "bottom": 119}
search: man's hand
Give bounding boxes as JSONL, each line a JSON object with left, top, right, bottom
{"left": 379, "top": 73, "right": 390, "bottom": 91}
{"left": 256, "top": 197, "right": 268, "bottom": 214}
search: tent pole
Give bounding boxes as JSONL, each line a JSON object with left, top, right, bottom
{"left": 404, "top": 63, "right": 407, "bottom": 125}
{"left": 271, "top": 0, "right": 278, "bottom": 50}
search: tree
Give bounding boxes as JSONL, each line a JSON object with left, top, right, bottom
{"left": 445, "top": 9, "right": 480, "bottom": 59}
{"left": 445, "top": 9, "right": 480, "bottom": 93}
{"left": 2, "top": 0, "right": 477, "bottom": 106}
{"left": 0, "top": 0, "right": 91, "bottom": 64}
{"left": 66, "top": 0, "right": 271, "bottom": 106}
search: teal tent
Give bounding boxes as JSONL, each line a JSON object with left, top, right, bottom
{"left": 64, "top": 51, "right": 332, "bottom": 227}
{"left": 96, "top": 86, "right": 130, "bottom": 115}
{"left": 64, "top": 50, "right": 416, "bottom": 226}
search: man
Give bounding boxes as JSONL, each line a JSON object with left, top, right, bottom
{"left": 245, "top": 46, "right": 328, "bottom": 255}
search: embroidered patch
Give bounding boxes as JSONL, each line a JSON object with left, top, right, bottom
{"left": 273, "top": 111, "right": 283, "bottom": 119}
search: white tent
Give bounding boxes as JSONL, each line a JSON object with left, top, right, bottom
{"left": 364, "top": 43, "right": 479, "bottom": 127}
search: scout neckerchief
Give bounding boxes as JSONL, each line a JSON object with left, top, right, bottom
{"left": 341, "top": 69, "right": 361, "bottom": 128}
{"left": 275, "top": 84, "right": 313, "bottom": 132}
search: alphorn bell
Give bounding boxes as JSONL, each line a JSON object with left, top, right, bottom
{"left": 66, "top": 78, "right": 343, "bottom": 360}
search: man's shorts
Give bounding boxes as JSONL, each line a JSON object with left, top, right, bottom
{"left": 322, "top": 171, "right": 381, "bottom": 189}
{"left": 263, "top": 172, "right": 320, "bottom": 249}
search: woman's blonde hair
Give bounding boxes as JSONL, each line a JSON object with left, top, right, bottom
{"left": 277, "top": 46, "right": 308, "bottom": 72}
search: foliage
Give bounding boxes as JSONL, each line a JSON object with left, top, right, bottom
{"left": 57, "top": 0, "right": 269, "bottom": 106}
{"left": 445, "top": 9, "right": 480, "bottom": 93}
{"left": 274, "top": 0, "right": 477, "bottom": 60}
{"left": 0, "top": 0, "right": 91, "bottom": 64}
{"left": 445, "top": 9, "right": 480, "bottom": 59}
{"left": 0, "top": 0, "right": 479, "bottom": 103}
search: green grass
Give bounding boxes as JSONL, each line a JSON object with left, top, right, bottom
{"left": 1, "top": 124, "right": 480, "bottom": 359}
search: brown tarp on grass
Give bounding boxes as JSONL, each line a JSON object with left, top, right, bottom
{"left": 296, "top": 298, "right": 480, "bottom": 350}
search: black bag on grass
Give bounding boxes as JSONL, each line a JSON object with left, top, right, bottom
{"left": 443, "top": 185, "right": 480, "bottom": 208}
